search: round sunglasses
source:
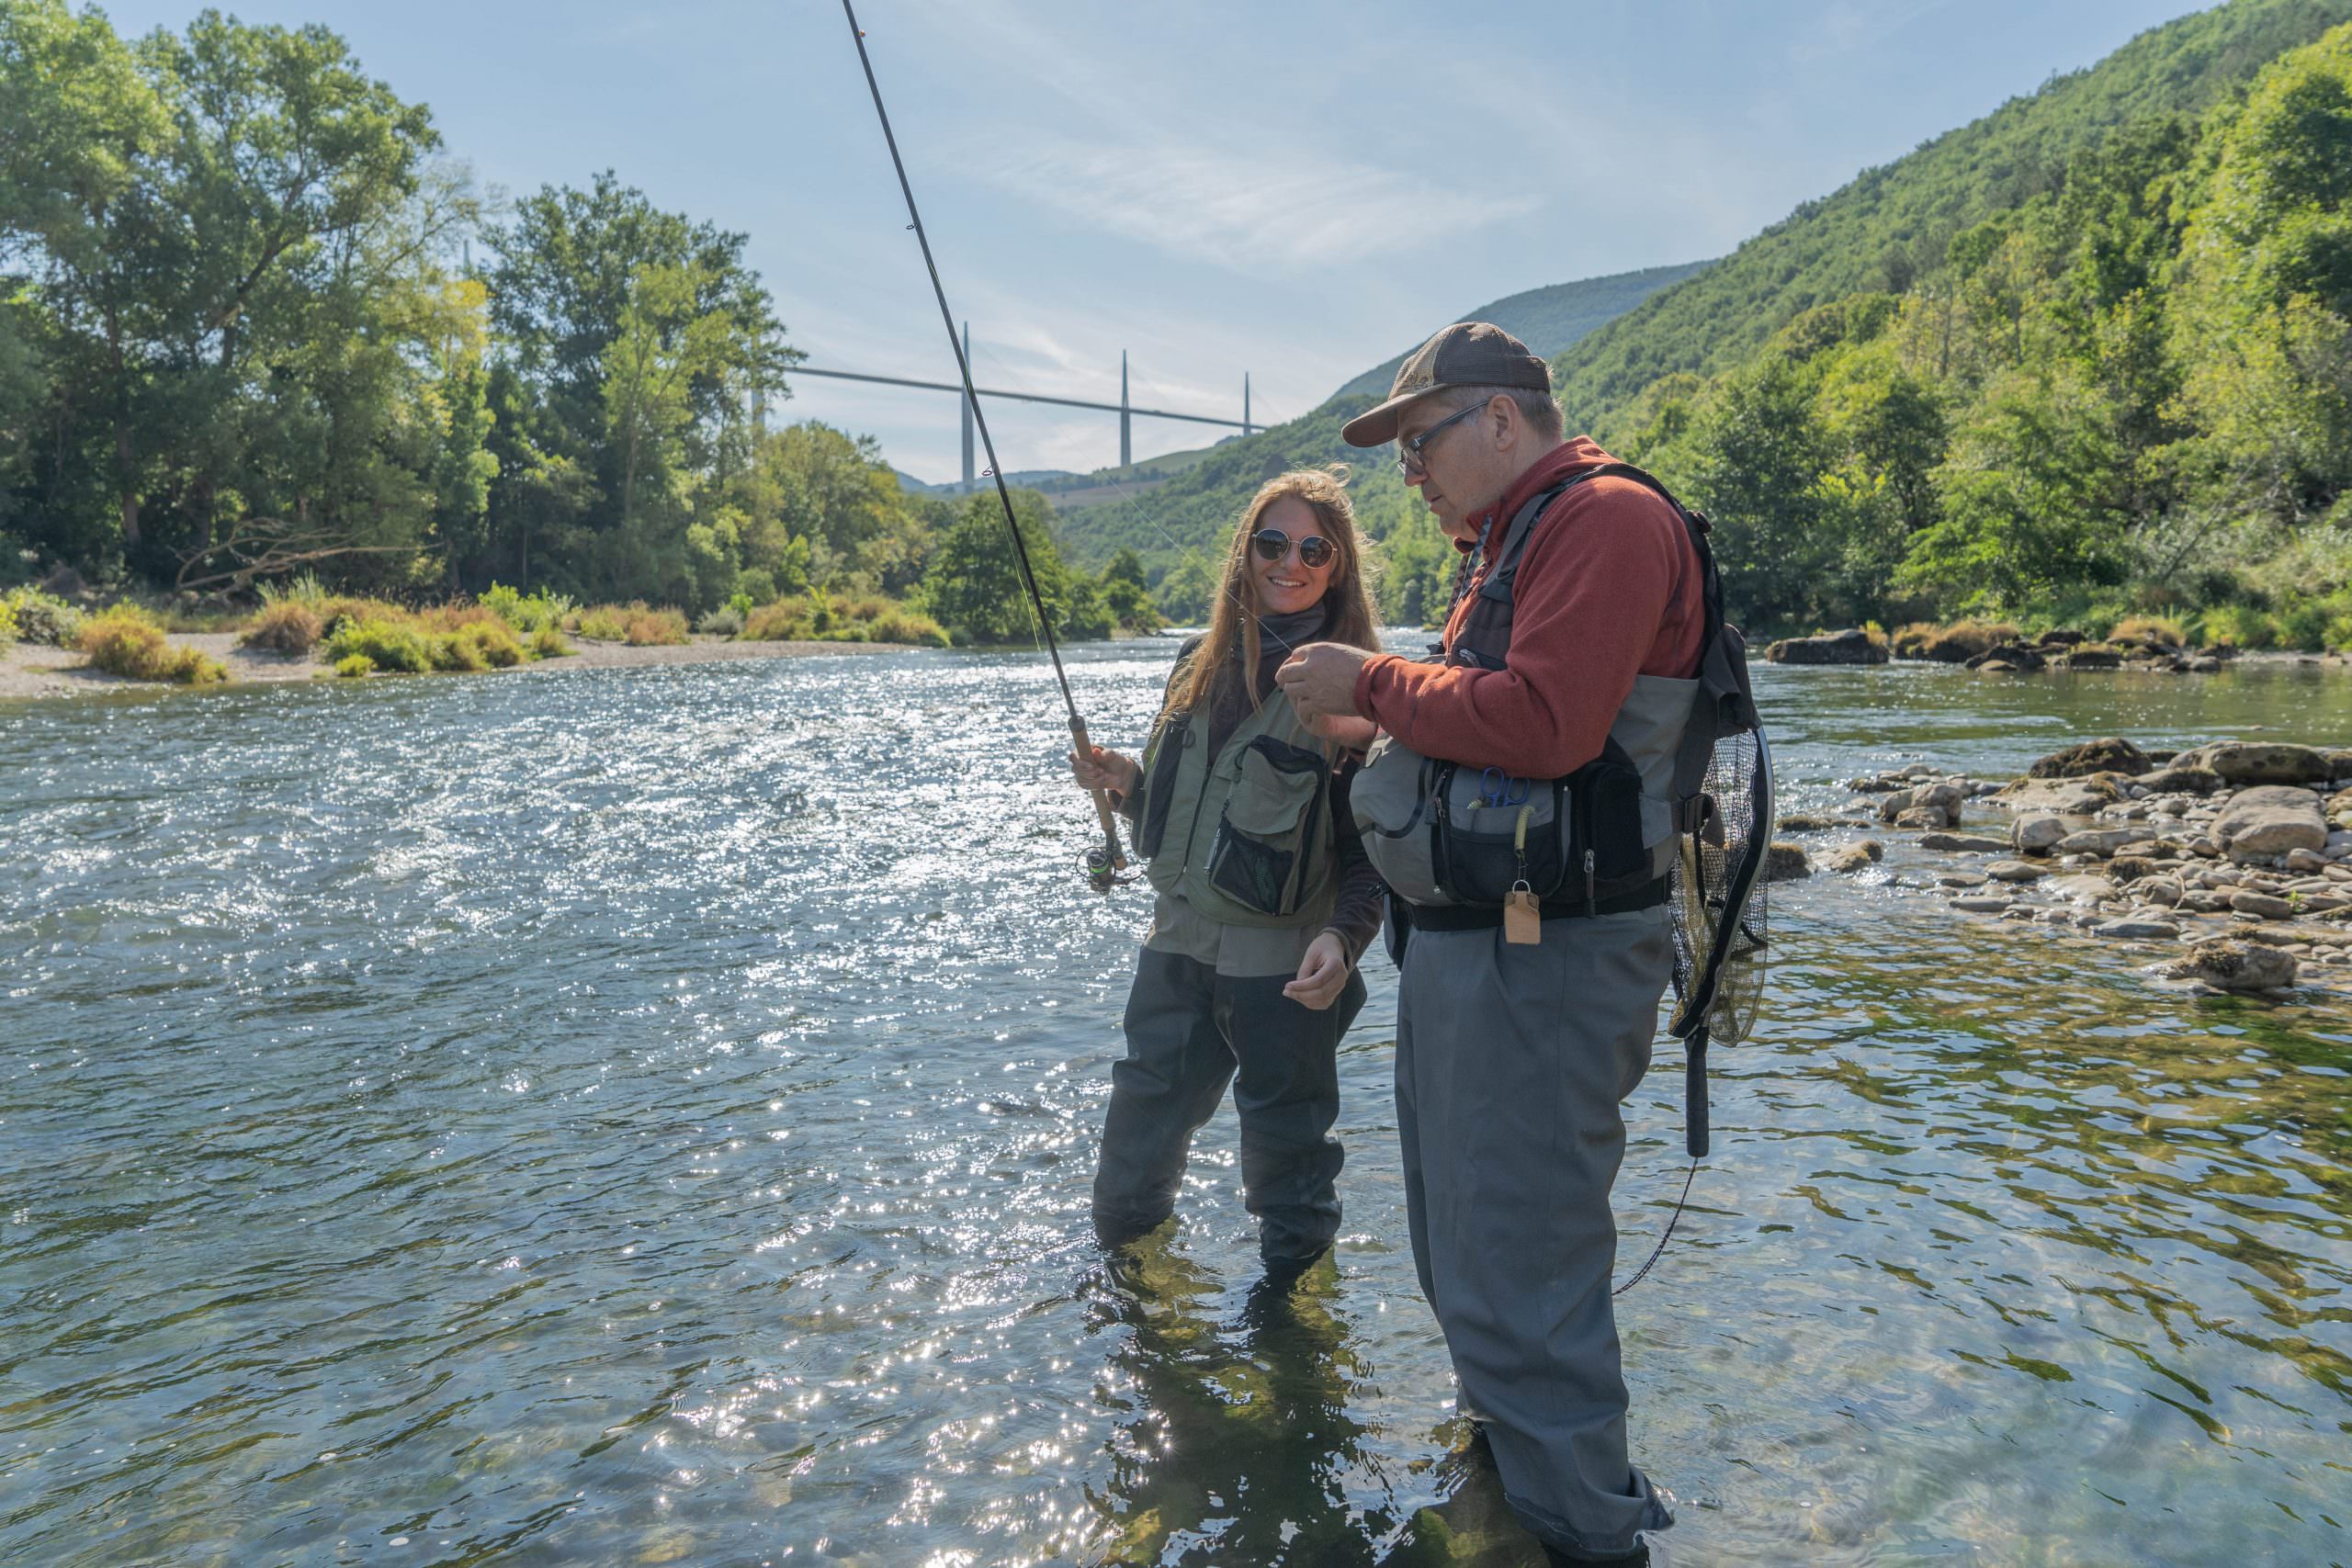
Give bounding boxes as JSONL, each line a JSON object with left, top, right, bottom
{"left": 1248, "top": 528, "right": 1336, "bottom": 570}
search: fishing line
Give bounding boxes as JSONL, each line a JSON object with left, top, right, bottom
{"left": 840, "top": 0, "right": 1128, "bottom": 890}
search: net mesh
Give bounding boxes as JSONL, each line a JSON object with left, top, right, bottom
{"left": 1668, "top": 728, "right": 1772, "bottom": 1046}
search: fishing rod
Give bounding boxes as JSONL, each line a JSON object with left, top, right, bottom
{"left": 840, "top": 0, "right": 1128, "bottom": 893}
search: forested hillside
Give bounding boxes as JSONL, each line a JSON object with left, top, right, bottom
{"left": 1599, "top": 10, "right": 2352, "bottom": 642}
{"left": 1069, "top": 0, "right": 2352, "bottom": 647}
{"left": 1552, "top": 0, "right": 2352, "bottom": 431}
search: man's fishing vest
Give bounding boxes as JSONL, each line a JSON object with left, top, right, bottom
{"left": 1133, "top": 682, "right": 1340, "bottom": 930}
{"left": 1354, "top": 463, "right": 1749, "bottom": 925}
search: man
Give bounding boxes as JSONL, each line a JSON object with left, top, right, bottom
{"left": 1274, "top": 321, "right": 1703, "bottom": 1565}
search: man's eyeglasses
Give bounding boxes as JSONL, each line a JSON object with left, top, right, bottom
{"left": 1249, "top": 529, "right": 1336, "bottom": 570}
{"left": 1394, "top": 400, "right": 1487, "bottom": 477}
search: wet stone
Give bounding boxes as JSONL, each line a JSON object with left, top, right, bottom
{"left": 2157, "top": 940, "right": 2298, "bottom": 992}
{"left": 1918, "top": 831, "right": 2009, "bottom": 853}
{"left": 1951, "top": 895, "right": 2013, "bottom": 913}
{"left": 2095, "top": 918, "right": 2182, "bottom": 941}
{"left": 2230, "top": 890, "right": 2296, "bottom": 920}
{"left": 1985, "top": 860, "right": 2050, "bottom": 883}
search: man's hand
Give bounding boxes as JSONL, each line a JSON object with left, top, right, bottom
{"left": 1274, "top": 642, "right": 1373, "bottom": 725}
{"left": 1283, "top": 931, "right": 1352, "bottom": 1010}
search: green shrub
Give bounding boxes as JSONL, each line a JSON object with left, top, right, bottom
{"left": 741, "top": 598, "right": 811, "bottom": 641}
{"left": 2109, "top": 615, "right": 2187, "bottom": 648}
{"left": 735, "top": 569, "right": 776, "bottom": 605}
{"left": 77, "top": 604, "right": 227, "bottom": 683}
{"left": 479, "top": 581, "right": 571, "bottom": 636}
{"left": 456, "top": 618, "right": 524, "bottom": 668}
{"left": 697, "top": 604, "right": 745, "bottom": 637}
{"left": 866, "top": 609, "right": 950, "bottom": 647}
{"left": 0, "top": 598, "right": 15, "bottom": 643}
{"left": 529, "top": 625, "right": 572, "bottom": 659}
{"left": 623, "top": 606, "right": 689, "bottom": 646}
{"left": 2197, "top": 604, "right": 2277, "bottom": 649}
{"left": 257, "top": 570, "right": 328, "bottom": 606}
{"left": 2273, "top": 595, "right": 2343, "bottom": 652}
{"left": 575, "top": 605, "right": 628, "bottom": 640}
{"left": 5, "top": 587, "right": 82, "bottom": 646}
{"left": 430, "top": 629, "right": 487, "bottom": 671}
{"left": 240, "top": 600, "right": 322, "bottom": 654}
{"left": 335, "top": 653, "right": 374, "bottom": 678}
{"left": 322, "top": 617, "right": 432, "bottom": 673}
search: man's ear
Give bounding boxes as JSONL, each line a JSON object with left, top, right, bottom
{"left": 1486, "top": 394, "right": 1519, "bottom": 454}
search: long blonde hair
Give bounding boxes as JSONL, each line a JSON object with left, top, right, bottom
{"left": 1161, "top": 466, "right": 1382, "bottom": 725}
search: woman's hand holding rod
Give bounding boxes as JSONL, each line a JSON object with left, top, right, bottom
{"left": 1069, "top": 744, "right": 1141, "bottom": 798}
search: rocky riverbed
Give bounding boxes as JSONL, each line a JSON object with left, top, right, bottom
{"left": 1770, "top": 737, "right": 2352, "bottom": 996}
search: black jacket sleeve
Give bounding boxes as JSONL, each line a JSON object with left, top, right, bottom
{"left": 1322, "top": 760, "right": 1385, "bottom": 964}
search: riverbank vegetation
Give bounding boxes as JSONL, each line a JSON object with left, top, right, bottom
{"left": 0, "top": 1, "right": 1159, "bottom": 650}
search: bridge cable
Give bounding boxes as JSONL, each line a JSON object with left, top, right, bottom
{"left": 840, "top": 0, "right": 1128, "bottom": 890}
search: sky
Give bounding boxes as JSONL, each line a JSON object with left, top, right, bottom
{"left": 105, "top": 0, "right": 2212, "bottom": 484}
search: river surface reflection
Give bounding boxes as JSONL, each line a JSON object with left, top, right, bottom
{"left": 1, "top": 645, "right": 2346, "bottom": 1565}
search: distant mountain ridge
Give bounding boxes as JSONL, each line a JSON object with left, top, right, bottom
{"left": 1332, "top": 260, "right": 1714, "bottom": 401}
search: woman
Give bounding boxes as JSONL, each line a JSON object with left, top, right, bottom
{"left": 1071, "top": 467, "right": 1386, "bottom": 1269}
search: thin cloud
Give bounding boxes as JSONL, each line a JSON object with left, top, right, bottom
{"left": 966, "top": 131, "right": 1538, "bottom": 273}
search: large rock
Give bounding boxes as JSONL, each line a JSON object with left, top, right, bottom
{"left": 1767, "top": 629, "right": 1887, "bottom": 665}
{"left": 1964, "top": 644, "right": 2047, "bottom": 672}
{"left": 2212, "top": 785, "right": 2329, "bottom": 859}
{"left": 2156, "top": 940, "right": 2297, "bottom": 992}
{"left": 2175, "top": 742, "right": 2332, "bottom": 785}
{"left": 2027, "top": 737, "right": 2151, "bottom": 778}
{"left": 1918, "top": 831, "right": 2010, "bottom": 852}
{"left": 2053, "top": 826, "right": 2156, "bottom": 858}
{"left": 1986, "top": 860, "right": 2050, "bottom": 883}
{"left": 1878, "top": 780, "right": 1964, "bottom": 823}
{"left": 2047, "top": 874, "right": 2119, "bottom": 903}
{"left": 1826, "top": 840, "right": 1883, "bottom": 874}
{"left": 2228, "top": 890, "right": 2296, "bottom": 920}
{"left": 1764, "top": 841, "right": 1812, "bottom": 881}
{"left": 2138, "top": 766, "right": 2222, "bottom": 795}
{"left": 2060, "top": 646, "right": 2125, "bottom": 670}
{"left": 2013, "top": 815, "right": 2072, "bottom": 853}
{"left": 1996, "top": 776, "right": 2126, "bottom": 815}
{"left": 2096, "top": 918, "right": 2181, "bottom": 940}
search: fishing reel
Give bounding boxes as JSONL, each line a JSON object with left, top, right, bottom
{"left": 1084, "top": 846, "right": 1137, "bottom": 894}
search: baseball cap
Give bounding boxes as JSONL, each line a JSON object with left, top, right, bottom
{"left": 1339, "top": 321, "right": 1552, "bottom": 447}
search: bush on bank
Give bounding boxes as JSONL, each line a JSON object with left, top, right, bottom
{"left": 77, "top": 604, "right": 227, "bottom": 684}
{"left": 739, "top": 593, "right": 949, "bottom": 647}
{"left": 4, "top": 587, "right": 82, "bottom": 646}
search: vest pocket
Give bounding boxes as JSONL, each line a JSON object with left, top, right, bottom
{"left": 1431, "top": 765, "right": 1566, "bottom": 906}
{"left": 1572, "top": 750, "right": 1654, "bottom": 895}
{"left": 1205, "top": 738, "right": 1326, "bottom": 916}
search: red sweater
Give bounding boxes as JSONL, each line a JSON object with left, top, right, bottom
{"left": 1353, "top": 438, "right": 1705, "bottom": 777}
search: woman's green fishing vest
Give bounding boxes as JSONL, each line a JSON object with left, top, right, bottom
{"left": 1131, "top": 682, "right": 1339, "bottom": 930}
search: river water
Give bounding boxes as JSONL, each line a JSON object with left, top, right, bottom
{"left": 2, "top": 644, "right": 2347, "bottom": 1566}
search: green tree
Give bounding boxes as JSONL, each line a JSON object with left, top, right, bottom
{"left": 1098, "top": 547, "right": 1161, "bottom": 632}
{"left": 923, "top": 489, "right": 1084, "bottom": 644}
